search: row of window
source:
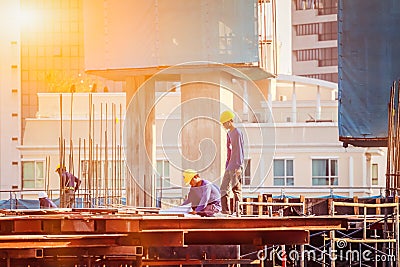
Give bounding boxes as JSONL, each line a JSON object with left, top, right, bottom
{"left": 22, "top": 160, "right": 126, "bottom": 189}
{"left": 302, "top": 73, "right": 338, "bottom": 83}
{"left": 295, "top": 0, "right": 338, "bottom": 15}
{"left": 273, "top": 159, "right": 379, "bottom": 186}
{"left": 273, "top": 158, "right": 338, "bottom": 186}
{"left": 296, "top": 21, "right": 337, "bottom": 41}
{"left": 296, "top": 47, "right": 338, "bottom": 65}
{"left": 22, "top": 158, "right": 379, "bottom": 189}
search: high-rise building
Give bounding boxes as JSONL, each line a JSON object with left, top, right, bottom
{"left": 19, "top": 0, "right": 122, "bottom": 136}
{"left": 0, "top": 0, "right": 21, "bottom": 191}
{"left": 292, "top": 0, "right": 338, "bottom": 83}
{"left": 0, "top": 0, "right": 122, "bottom": 192}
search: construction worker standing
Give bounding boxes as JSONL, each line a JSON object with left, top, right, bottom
{"left": 55, "top": 165, "right": 81, "bottom": 208}
{"left": 181, "top": 169, "right": 222, "bottom": 217}
{"left": 220, "top": 110, "right": 244, "bottom": 215}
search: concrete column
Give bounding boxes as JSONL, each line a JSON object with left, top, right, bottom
{"left": 365, "top": 153, "right": 372, "bottom": 189}
{"left": 125, "top": 76, "right": 155, "bottom": 207}
{"left": 180, "top": 71, "right": 233, "bottom": 185}
{"left": 349, "top": 156, "right": 354, "bottom": 198}
{"left": 254, "top": 79, "right": 269, "bottom": 101}
{"left": 292, "top": 82, "right": 297, "bottom": 123}
{"left": 316, "top": 85, "right": 321, "bottom": 120}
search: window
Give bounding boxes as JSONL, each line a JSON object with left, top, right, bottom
{"left": 316, "top": 0, "right": 338, "bottom": 15}
{"left": 296, "top": 49, "right": 319, "bottom": 62}
{"left": 372, "top": 164, "right": 378, "bottom": 186}
{"left": 296, "top": 23, "right": 319, "bottom": 36}
{"left": 312, "top": 159, "right": 338, "bottom": 186}
{"left": 318, "top": 47, "right": 338, "bottom": 67}
{"left": 156, "top": 160, "right": 170, "bottom": 188}
{"left": 273, "top": 159, "right": 294, "bottom": 186}
{"left": 296, "top": 48, "right": 337, "bottom": 66}
{"left": 243, "top": 159, "right": 251, "bottom": 186}
{"left": 295, "top": 0, "right": 316, "bottom": 10}
{"left": 22, "top": 160, "right": 44, "bottom": 189}
{"left": 319, "top": 21, "right": 337, "bottom": 41}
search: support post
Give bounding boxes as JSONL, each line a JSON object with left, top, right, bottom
{"left": 330, "top": 230, "right": 336, "bottom": 267}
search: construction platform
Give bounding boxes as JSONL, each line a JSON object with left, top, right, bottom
{"left": 0, "top": 208, "right": 349, "bottom": 267}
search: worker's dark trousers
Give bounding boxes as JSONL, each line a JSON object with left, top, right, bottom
{"left": 65, "top": 189, "right": 75, "bottom": 208}
{"left": 220, "top": 169, "right": 242, "bottom": 214}
{"left": 197, "top": 203, "right": 222, "bottom": 217}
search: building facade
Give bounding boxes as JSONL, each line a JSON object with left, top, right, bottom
{"left": 1, "top": 1, "right": 386, "bottom": 207}
{"left": 0, "top": 0, "right": 122, "bottom": 195}
{"left": 0, "top": 1, "right": 21, "bottom": 193}
{"left": 292, "top": 0, "right": 338, "bottom": 83}
{"left": 156, "top": 75, "right": 386, "bottom": 204}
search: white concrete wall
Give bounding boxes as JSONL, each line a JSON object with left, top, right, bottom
{"left": 20, "top": 93, "right": 126, "bottom": 193}
{"left": 0, "top": 1, "right": 21, "bottom": 191}
{"left": 16, "top": 78, "right": 387, "bottom": 200}
{"left": 276, "top": 0, "right": 292, "bottom": 74}
{"left": 155, "top": 76, "right": 386, "bottom": 199}
{"left": 83, "top": 0, "right": 259, "bottom": 70}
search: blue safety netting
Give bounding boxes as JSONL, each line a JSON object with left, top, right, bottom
{"left": 338, "top": 0, "right": 400, "bottom": 147}
{"left": 0, "top": 197, "right": 127, "bottom": 209}
{"left": 0, "top": 198, "right": 58, "bottom": 209}
{"left": 317, "top": 194, "right": 350, "bottom": 199}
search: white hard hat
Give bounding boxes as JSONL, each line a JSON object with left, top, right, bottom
{"left": 38, "top": 191, "right": 48, "bottom": 198}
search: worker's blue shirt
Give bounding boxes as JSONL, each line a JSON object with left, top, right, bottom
{"left": 226, "top": 127, "right": 244, "bottom": 171}
{"left": 182, "top": 180, "right": 221, "bottom": 212}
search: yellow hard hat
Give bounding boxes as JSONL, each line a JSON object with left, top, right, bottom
{"left": 220, "top": 110, "right": 235, "bottom": 124}
{"left": 183, "top": 169, "right": 197, "bottom": 185}
{"left": 55, "top": 164, "right": 61, "bottom": 172}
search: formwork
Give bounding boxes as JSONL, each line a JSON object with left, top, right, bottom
{"left": 0, "top": 207, "right": 349, "bottom": 267}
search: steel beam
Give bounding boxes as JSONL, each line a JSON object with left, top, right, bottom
{"left": 185, "top": 229, "right": 309, "bottom": 245}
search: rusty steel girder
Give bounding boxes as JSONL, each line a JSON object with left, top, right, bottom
{"left": 0, "top": 211, "right": 349, "bottom": 265}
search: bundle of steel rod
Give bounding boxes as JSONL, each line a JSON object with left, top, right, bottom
{"left": 57, "top": 93, "right": 126, "bottom": 208}
{"left": 386, "top": 81, "right": 400, "bottom": 197}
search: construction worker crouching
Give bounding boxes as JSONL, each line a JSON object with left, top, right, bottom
{"left": 38, "top": 191, "right": 57, "bottom": 209}
{"left": 181, "top": 169, "right": 222, "bottom": 217}
{"left": 55, "top": 164, "right": 81, "bottom": 208}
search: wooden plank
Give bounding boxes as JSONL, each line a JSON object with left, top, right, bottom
{"left": 118, "top": 232, "right": 184, "bottom": 247}
{"left": 246, "top": 198, "right": 252, "bottom": 215}
{"left": 353, "top": 196, "right": 359, "bottom": 215}
{"left": 139, "top": 217, "right": 348, "bottom": 231}
{"left": 258, "top": 194, "right": 263, "bottom": 215}
{"left": 61, "top": 219, "right": 94, "bottom": 232}
{"left": 375, "top": 198, "right": 381, "bottom": 215}
{"left": 300, "top": 195, "right": 306, "bottom": 215}
{"left": 185, "top": 230, "right": 309, "bottom": 245}
{"left": 105, "top": 219, "right": 140, "bottom": 232}
{"left": 141, "top": 259, "right": 254, "bottom": 266}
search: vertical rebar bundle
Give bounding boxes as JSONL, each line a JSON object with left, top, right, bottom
{"left": 57, "top": 93, "right": 126, "bottom": 208}
{"left": 386, "top": 81, "right": 400, "bottom": 197}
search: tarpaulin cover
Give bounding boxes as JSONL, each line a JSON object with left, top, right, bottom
{"left": 338, "top": 0, "right": 400, "bottom": 147}
{"left": 0, "top": 199, "right": 59, "bottom": 209}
